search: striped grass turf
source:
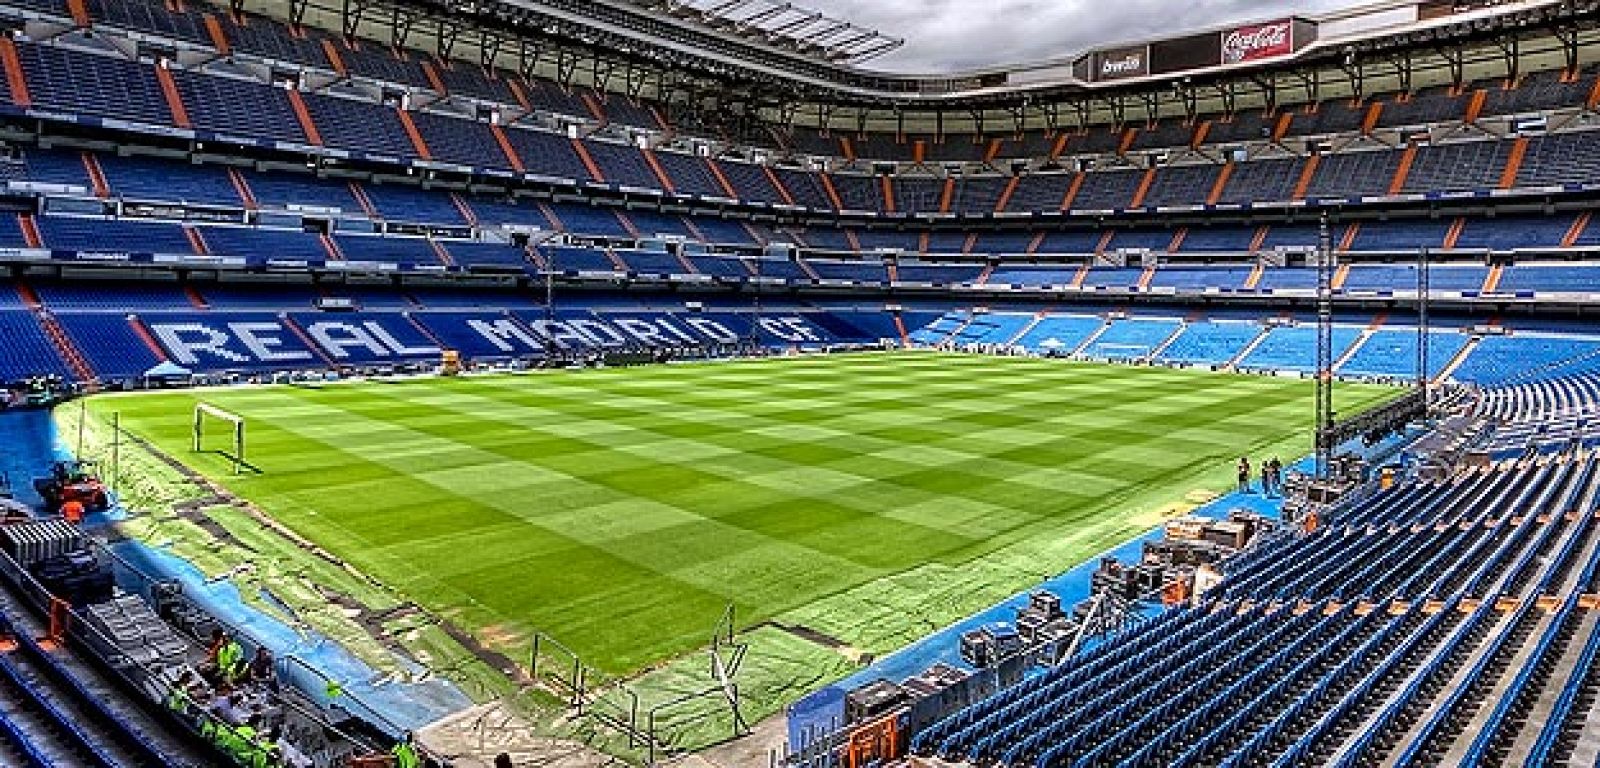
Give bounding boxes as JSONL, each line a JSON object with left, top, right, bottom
{"left": 90, "top": 352, "right": 1395, "bottom": 678}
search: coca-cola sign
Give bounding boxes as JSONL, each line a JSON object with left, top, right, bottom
{"left": 1094, "top": 45, "right": 1149, "bottom": 81}
{"left": 1220, "top": 20, "right": 1293, "bottom": 64}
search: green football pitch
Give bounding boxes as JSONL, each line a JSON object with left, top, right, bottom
{"left": 90, "top": 352, "right": 1395, "bottom": 679}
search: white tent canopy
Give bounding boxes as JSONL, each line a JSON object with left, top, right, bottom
{"left": 143, "top": 361, "right": 193, "bottom": 378}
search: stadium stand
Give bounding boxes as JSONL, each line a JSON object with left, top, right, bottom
{"left": 0, "top": 0, "right": 1599, "bottom": 765}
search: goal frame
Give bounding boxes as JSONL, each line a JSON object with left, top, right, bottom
{"left": 193, "top": 403, "right": 248, "bottom": 474}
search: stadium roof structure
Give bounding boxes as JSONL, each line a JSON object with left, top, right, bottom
{"left": 627, "top": 0, "right": 905, "bottom": 63}
{"left": 238, "top": 0, "right": 1600, "bottom": 136}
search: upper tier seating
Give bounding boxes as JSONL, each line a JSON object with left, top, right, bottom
{"left": 2, "top": 37, "right": 1598, "bottom": 217}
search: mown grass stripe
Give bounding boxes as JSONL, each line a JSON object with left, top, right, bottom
{"left": 92, "top": 353, "right": 1396, "bottom": 676}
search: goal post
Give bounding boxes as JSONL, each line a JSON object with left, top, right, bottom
{"left": 193, "top": 403, "right": 248, "bottom": 474}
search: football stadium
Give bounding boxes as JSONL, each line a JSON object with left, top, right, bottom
{"left": 2, "top": 0, "right": 1600, "bottom": 765}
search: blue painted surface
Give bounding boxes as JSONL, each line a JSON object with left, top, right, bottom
{"left": 108, "top": 541, "right": 471, "bottom": 733}
{"left": 0, "top": 407, "right": 472, "bottom": 734}
{"left": 0, "top": 409, "right": 61, "bottom": 506}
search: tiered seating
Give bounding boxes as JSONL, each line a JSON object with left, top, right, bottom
{"left": 805, "top": 258, "right": 888, "bottom": 283}
{"left": 948, "top": 313, "right": 1035, "bottom": 346}
{"left": 1175, "top": 228, "right": 1255, "bottom": 253}
{"left": 1148, "top": 266, "right": 1251, "bottom": 290}
{"left": 54, "top": 313, "right": 162, "bottom": 380}
{"left": 1012, "top": 315, "right": 1104, "bottom": 352}
{"left": 96, "top": 153, "right": 242, "bottom": 206}
{"left": 1351, "top": 218, "right": 1452, "bottom": 251}
{"left": 362, "top": 183, "right": 468, "bottom": 225}
{"left": 1005, "top": 174, "right": 1075, "bottom": 214}
{"left": 411, "top": 112, "right": 507, "bottom": 169}
{"left": 333, "top": 233, "right": 441, "bottom": 264}
{"left": 35, "top": 282, "right": 188, "bottom": 311}
{"left": 906, "top": 310, "right": 965, "bottom": 345}
{"left": 197, "top": 226, "right": 332, "bottom": 262}
{"left": 716, "top": 160, "right": 787, "bottom": 205}
{"left": 245, "top": 169, "right": 361, "bottom": 211}
{"left": 1215, "top": 157, "right": 1302, "bottom": 204}
{"left": 913, "top": 439, "right": 1600, "bottom": 768}
{"left": 172, "top": 71, "right": 309, "bottom": 145}
{"left": 0, "top": 312, "right": 72, "bottom": 378}
{"left": 625, "top": 210, "right": 694, "bottom": 240}
{"left": 614, "top": 248, "right": 685, "bottom": 276}
{"left": 853, "top": 230, "right": 919, "bottom": 252}
{"left": 1456, "top": 215, "right": 1574, "bottom": 251}
{"left": 36, "top": 217, "right": 195, "bottom": 254}
{"left": 1142, "top": 165, "right": 1221, "bottom": 208}
{"left": 1400, "top": 140, "right": 1510, "bottom": 194}
{"left": 1081, "top": 267, "right": 1145, "bottom": 290}
{"left": 986, "top": 264, "right": 1080, "bottom": 287}
{"left": 653, "top": 151, "right": 726, "bottom": 198}
{"left": 1341, "top": 263, "right": 1487, "bottom": 292}
{"left": 586, "top": 141, "right": 659, "bottom": 188}
{"left": 1516, "top": 131, "right": 1600, "bottom": 187}
{"left": 828, "top": 174, "right": 880, "bottom": 212}
{"left": 1239, "top": 325, "right": 1362, "bottom": 372}
{"left": 438, "top": 241, "right": 529, "bottom": 269}
{"left": 500, "top": 127, "right": 595, "bottom": 182}
{"left": 1453, "top": 334, "right": 1600, "bottom": 385}
{"left": 1337, "top": 330, "right": 1469, "bottom": 379}
{"left": 691, "top": 218, "right": 758, "bottom": 246}
{"left": 1155, "top": 322, "right": 1261, "bottom": 365}
{"left": 15, "top": 43, "right": 171, "bottom": 127}
{"left": 1498, "top": 264, "right": 1600, "bottom": 293}
{"left": 1304, "top": 149, "right": 1401, "bottom": 199}
{"left": 1079, "top": 318, "right": 1181, "bottom": 360}
{"left": 1070, "top": 168, "right": 1145, "bottom": 210}
{"left": 688, "top": 254, "right": 751, "bottom": 278}
{"left": 542, "top": 245, "right": 621, "bottom": 272}
{"left": 299, "top": 93, "right": 418, "bottom": 159}
{"left": 894, "top": 262, "right": 984, "bottom": 285}
{"left": 288, "top": 311, "right": 438, "bottom": 363}
{"left": 546, "top": 203, "right": 627, "bottom": 237}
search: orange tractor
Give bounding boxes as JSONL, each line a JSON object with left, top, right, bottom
{"left": 33, "top": 461, "right": 110, "bottom": 515}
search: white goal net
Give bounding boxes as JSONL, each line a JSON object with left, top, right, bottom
{"left": 192, "top": 403, "right": 249, "bottom": 474}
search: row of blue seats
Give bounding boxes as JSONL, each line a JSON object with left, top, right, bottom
{"left": 16, "top": 149, "right": 1600, "bottom": 262}
{"left": 12, "top": 34, "right": 1600, "bottom": 212}
{"left": 0, "top": 305, "right": 903, "bottom": 381}
{"left": 52, "top": 0, "right": 1600, "bottom": 166}
{"left": 912, "top": 439, "right": 1600, "bottom": 767}
{"left": 918, "top": 311, "right": 1515, "bottom": 380}
{"left": 17, "top": 217, "right": 1600, "bottom": 298}
{"left": 0, "top": 610, "right": 178, "bottom": 767}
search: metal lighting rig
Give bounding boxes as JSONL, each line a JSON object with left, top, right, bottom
{"left": 1315, "top": 213, "right": 1335, "bottom": 480}
{"left": 1417, "top": 246, "right": 1432, "bottom": 409}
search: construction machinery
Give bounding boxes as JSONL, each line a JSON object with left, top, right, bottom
{"left": 33, "top": 460, "right": 110, "bottom": 513}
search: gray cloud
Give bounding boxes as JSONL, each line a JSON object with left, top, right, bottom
{"left": 799, "top": 0, "right": 1360, "bottom": 73}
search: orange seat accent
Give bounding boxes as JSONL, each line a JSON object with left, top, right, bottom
{"left": 286, "top": 90, "right": 323, "bottom": 146}
{"left": 0, "top": 38, "right": 32, "bottom": 107}
{"left": 395, "top": 109, "right": 432, "bottom": 160}
{"left": 154, "top": 65, "right": 191, "bottom": 129}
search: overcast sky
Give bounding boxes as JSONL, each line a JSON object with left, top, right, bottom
{"left": 800, "top": 0, "right": 1362, "bottom": 73}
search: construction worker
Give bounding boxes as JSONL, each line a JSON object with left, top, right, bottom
{"left": 216, "top": 634, "right": 245, "bottom": 683}
{"left": 392, "top": 732, "right": 421, "bottom": 768}
{"left": 164, "top": 671, "right": 201, "bottom": 717}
